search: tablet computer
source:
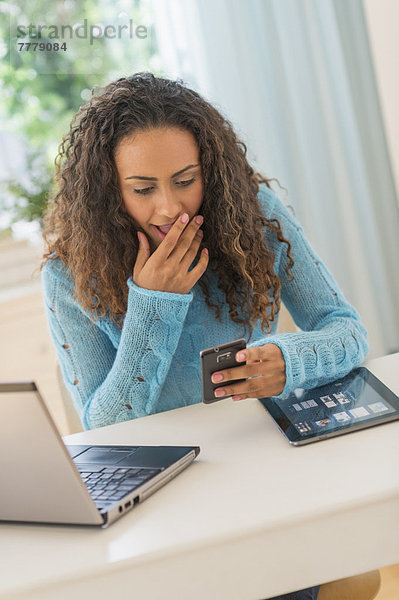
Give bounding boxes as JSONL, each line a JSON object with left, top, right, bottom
{"left": 259, "top": 367, "right": 399, "bottom": 446}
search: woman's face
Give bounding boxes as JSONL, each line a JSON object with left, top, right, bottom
{"left": 115, "top": 127, "right": 204, "bottom": 252}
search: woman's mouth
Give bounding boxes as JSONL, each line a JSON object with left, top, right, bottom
{"left": 152, "top": 222, "right": 176, "bottom": 240}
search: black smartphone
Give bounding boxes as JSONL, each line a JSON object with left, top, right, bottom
{"left": 200, "top": 338, "right": 247, "bottom": 404}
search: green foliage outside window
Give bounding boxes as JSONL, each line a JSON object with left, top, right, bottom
{"left": 0, "top": 0, "right": 161, "bottom": 229}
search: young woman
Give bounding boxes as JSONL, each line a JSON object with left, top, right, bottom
{"left": 41, "top": 72, "right": 368, "bottom": 600}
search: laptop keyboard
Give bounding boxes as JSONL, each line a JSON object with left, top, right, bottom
{"left": 76, "top": 465, "right": 162, "bottom": 510}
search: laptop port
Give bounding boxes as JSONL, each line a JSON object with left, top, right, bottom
{"left": 133, "top": 496, "right": 139, "bottom": 506}
{"left": 119, "top": 506, "right": 123, "bottom": 513}
{"left": 124, "top": 500, "right": 132, "bottom": 509}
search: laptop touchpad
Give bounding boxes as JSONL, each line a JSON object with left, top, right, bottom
{"left": 73, "top": 447, "right": 138, "bottom": 465}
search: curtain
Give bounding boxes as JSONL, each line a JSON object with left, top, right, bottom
{"left": 150, "top": 0, "right": 399, "bottom": 358}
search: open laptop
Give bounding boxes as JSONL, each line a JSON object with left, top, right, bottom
{"left": 0, "top": 382, "right": 200, "bottom": 527}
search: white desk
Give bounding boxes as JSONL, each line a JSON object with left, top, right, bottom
{"left": 1, "top": 353, "right": 399, "bottom": 600}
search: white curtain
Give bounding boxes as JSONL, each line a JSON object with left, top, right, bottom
{"left": 150, "top": 0, "right": 399, "bottom": 359}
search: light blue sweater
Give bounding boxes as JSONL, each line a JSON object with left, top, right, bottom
{"left": 41, "top": 185, "right": 369, "bottom": 430}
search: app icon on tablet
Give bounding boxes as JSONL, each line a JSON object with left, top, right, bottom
{"left": 332, "top": 411, "right": 351, "bottom": 423}
{"left": 294, "top": 422, "right": 312, "bottom": 434}
{"left": 320, "top": 395, "right": 337, "bottom": 408}
{"left": 349, "top": 407, "right": 370, "bottom": 419}
{"left": 300, "top": 399, "right": 318, "bottom": 409}
{"left": 368, "top": 402, "right": 389, "bottom": 413}
{"left": 333, "top": 392, "right": 350, "bottom": 405}
{"left": 314, "top": 418, "right": 332, "bottom": 428}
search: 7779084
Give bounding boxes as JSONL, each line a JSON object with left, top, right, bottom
{"left": 18, "top": 42, "right": 67, "bottom": 51}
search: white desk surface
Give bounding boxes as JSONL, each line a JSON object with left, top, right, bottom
{"left": 1, "top": 353, "right": 399, "bottom": 600}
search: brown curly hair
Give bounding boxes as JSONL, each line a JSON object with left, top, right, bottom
{"left": 41, "top": 72, "right": 294, "bottom": 340}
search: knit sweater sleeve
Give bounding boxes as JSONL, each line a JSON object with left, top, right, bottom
{"left": 41, "top": 260, "right": 193, "bottom": 429}
{"left": 250, "top": 187, "right": 369, "bottom": 398}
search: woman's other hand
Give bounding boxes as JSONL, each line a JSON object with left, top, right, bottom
{"left": 210, "top": 343, "right": 286, "bottom": 400}
{"left": 133, "top": 213, "right": 209, "bottom": 294}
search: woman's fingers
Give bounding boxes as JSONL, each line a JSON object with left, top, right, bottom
{"left": 179, "top": 227, "right": 204, "bottom": 271}
{"left": 152, "top": 213, "right": 191, "bottom": 262}
{"left": 186, "top": 247, "right": 209, "bottom": 287}
{"left": 211, "top": 363, "right": 260, "bottom": 383}
{"left": 169, "top": 214, "right": 204, "bottom": 264}
{"left": 133, "top": 231, "right": 151, "bottom": 277}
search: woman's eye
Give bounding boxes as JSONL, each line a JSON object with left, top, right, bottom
{"left": 134, "top": 177, "right": 196, "bottom": 195}
{"left": 134, "top": 187, "right": 153, "bottom": 195}
{"left": 177, "top": 177, "right": 196, "bottom": 186}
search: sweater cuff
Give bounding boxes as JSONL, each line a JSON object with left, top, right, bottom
{"left": 127, "top": 277, "right": 193, "bottom": 303}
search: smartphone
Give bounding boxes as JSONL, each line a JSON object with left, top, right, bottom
{"left": 200, "top": 338, "right": 247, "bottom": 404}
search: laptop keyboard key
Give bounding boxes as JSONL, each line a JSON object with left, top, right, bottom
{"left": 141, "top": 469, "right": 161, "bottom": 476}
{"left": 76, "top": 465, "right": 105, "bottom": 472}
{"left": 124, "top": 468, "right": 142, "bottom": 475}
{"left": 106, "top": 495, "right": 127, "bottom": 502}
{"left": 118, "top": 484, "right": 139, "bottom": 492}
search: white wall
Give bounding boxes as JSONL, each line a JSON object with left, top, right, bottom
{"left": 363, "top": 0, "right": 399, "bottom": 203}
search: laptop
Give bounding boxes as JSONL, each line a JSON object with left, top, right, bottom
{"left": 0, "top": 382, "right": 200, "bottom": 527}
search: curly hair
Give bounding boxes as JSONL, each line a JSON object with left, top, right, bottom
{"left": 41, "top": 72, "right": 294, "bottom": 340}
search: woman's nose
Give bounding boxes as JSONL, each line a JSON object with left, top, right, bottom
{"left": 156, "top": 190, "right": 182, "bottom": 218}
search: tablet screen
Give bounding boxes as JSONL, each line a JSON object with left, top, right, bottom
{"left": 259, "top": 367, "right": 399, "bottom": 445}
